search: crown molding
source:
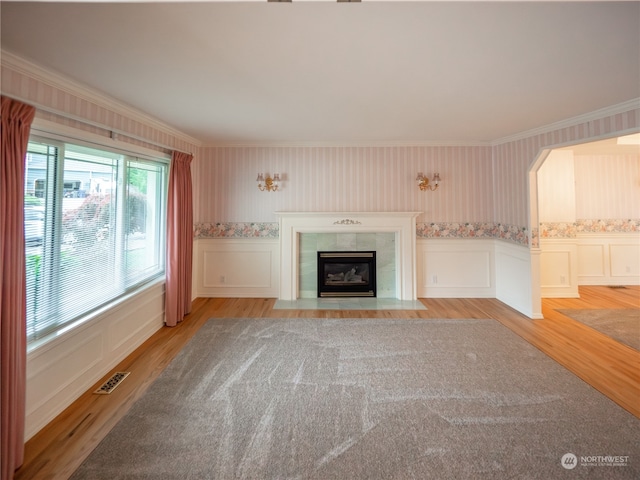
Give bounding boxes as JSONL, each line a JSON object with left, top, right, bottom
{"left": 203, "top": 139, "right": 491, "bottom": 148}
{"left": 492, "top": 98, "right": 640, "bottom": 146}
{"left": 4, "top": 48, "right": 637, "bottom": 150}
{"left": 1, "top": 49, "right": 202, "bottom": 148}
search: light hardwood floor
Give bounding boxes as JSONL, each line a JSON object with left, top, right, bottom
{"left": 14, "top": 286, "right": 640, "bottom": 480}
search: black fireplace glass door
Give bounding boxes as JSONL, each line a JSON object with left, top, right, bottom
{"left": 317, "top": 252, "right": 376, "bottom": 297}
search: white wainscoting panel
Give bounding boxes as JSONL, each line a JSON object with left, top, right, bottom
{"left": 578, "top": 243, "right": 606, "bottom": 278}
{"left": 577, "top": 234, "right": 640, "bottom": 285}
{"left": 416, "top": 239, "right": 495, "bottom": 298}
{"left": 194, "top": 239, "right": 280, "bottom": 297}
{"left": 25, "top": 280, "right": 165, "bottom": 440}
{"left": 539, "top": 239, "right": 579, "bottom": 298}
{"left": 610, "top": 244, "right": 640, "bottom": 278}
{"left": 495, "top": 241, "right": 535, "bottom": 318}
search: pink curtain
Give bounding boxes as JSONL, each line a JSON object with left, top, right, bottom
{"left": 165, "top": 151, "right": 194, "bottom": 327}
{"left": 1, "top": 97, "right": 36, "bottom": 480}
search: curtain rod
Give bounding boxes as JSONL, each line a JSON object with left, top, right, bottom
{"left": 3, "top": 93, "right": 194, "bottom": 157}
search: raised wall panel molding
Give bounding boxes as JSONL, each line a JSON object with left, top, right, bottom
{"left": 577, "top": 234, "right": 640, "bottom": 286}
{"left": 539, "top": 239, "right": 579, "bottom": 298}
{"left": 25, "top": 281, "right": 164, "bottom": 440}
{"left": 193, "top": 239, "right": 280, "bottom": 298}
{"left": 495, "top": 241, "right": 533, "bottom": 318}
{"left": 416, "top": 239, "right": 495, "bottom": 298}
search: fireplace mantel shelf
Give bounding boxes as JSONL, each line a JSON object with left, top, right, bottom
{"left": 276, "top": 212, "right": 421, "bottom": 301}
{"left": 276, "top": 211, "right": 421, "bottom": 219}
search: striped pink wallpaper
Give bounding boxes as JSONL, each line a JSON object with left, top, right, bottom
{"left": 493, "top": 108, "right": 639, "bottom": 227}
{"left": 192, "top": 146, "right": 494, "bottom": 224}
{"left": 575, "top": 154, "right": 640, "bottom": 219}
{"left": 3, "top": 55, "right": 639, "bottom": 237}
{"left": 1, "top": 60, "right": 199, "bottom": 155}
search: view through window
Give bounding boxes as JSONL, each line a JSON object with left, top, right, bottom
{"left": 24, "top": 137, "right": 168, "bottom": 342}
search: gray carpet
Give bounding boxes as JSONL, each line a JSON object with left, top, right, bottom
{"left": 558, "top": 309, "right": 640, "bottom": 351}
{"left": 71, "top": 318, "right": 640, "bottom": 479}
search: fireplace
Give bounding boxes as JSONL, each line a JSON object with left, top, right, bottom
{"left": 276, "top": 212, "right": 420, "bottom": 301}
{"left": 317, "top": 251, "right": 376, "bottom": 297}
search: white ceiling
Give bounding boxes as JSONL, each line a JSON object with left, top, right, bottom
{"left": 1, "top": 1, "right": 639, "bottom": 146}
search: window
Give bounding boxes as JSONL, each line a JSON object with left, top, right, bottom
{"left": 24, "top": 137, "right": 168, "bottom": 343}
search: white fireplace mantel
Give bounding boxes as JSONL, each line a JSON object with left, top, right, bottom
{"left": 276, "top": 212, "right": 421, "bottom": 301}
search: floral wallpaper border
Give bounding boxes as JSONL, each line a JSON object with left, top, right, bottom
{"left": 540, "top": 219, "right": 640, "bottom": 239}
{"left": 539, "top": 222, "right": 576, "bottom": 239}
{"left": 415, "top": 222, "right": 528, "bottom": 245}
{"left": 194, "top": 222, "right": 279, "bottom": 239}
{"left": 193, "top": 220, "right": 639, "bottom": 244}
{"left": 577, "top": 218, "right": 640, "bottom": 234}
{"left": 194, "top": 221, "right": 531, "bottom": 246}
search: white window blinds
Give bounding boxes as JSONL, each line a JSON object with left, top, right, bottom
{"left": 24, "top": 138, "right": 168, "bottom": 343}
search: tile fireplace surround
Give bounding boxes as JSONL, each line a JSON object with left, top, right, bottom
{"left": 276, "top": 212, "right": 420, "bottom": 301}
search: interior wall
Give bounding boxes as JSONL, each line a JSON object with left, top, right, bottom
{"left": 1, "top": 55, "right": 201, "bottom": 441}
{"left": 497, "top": 107, "right": 639, "bottom": 313}
{"left": 534, "top": 147, "right": 640, "bottom": 234}
{"left": 1, "top": 55, "right": 199, "bottom": 156}
{"left": 538, "top": 149, "right": 576, "bottom": 223}
{"left": 4, "top": 51, "right": 639, "bottom": 441}
{"left": 537, "top": 147, "right": 640, "bottom": 296}
{"left": 494, "top": 109, "right": 639, "bottom": 232}
{"left": 574, "top": 153, "right": 640, "bottom": 219}
{"left": 192, "top": 145, "right": 494, "bottom": 225}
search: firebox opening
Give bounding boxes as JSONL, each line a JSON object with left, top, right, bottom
{"left": 317, "top": 251, "right": 377, "bottom": 298}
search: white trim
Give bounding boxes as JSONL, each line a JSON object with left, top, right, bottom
{"left": 201, "top": 99, "right": 639, "bottom": 149}
{"left": 1, "top": 49, "right": 202, "bottom": 149}
{"left": 276, "top": 212, "right": 420, "bottom": 301}
{"left": 495, "top": 240, "right": 535, "bottom": 318}
{"left": 416, "top": 238, "right": 496, "bottom": 298}
{"left": 192, "top": 238, "right": 280, "bottom": 298}
{"left": 492, "top": 98, "right": 640, "bottom": 146}
{"left": 25, "top": 280, "right": 165, "bottom": 440}
{"left": 30, "top": 118, "right": 171, "bottom": 162}
{"left": 203, "top": 139, "right": 492, "bottom": 148}
{"left": 538, "top": 238, "right": 580, "bottom": 299}
{"left": 5, "top": 48, "right": 637, "bottom": 149}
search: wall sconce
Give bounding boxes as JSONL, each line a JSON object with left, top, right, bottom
{"left": 416, "top": 173, "right": 441, "bottom": 191}
{"left": 257, "top": 173, "right": 280, "bottom": 192}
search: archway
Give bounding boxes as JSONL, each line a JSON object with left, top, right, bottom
{"left": 528, "top": 132, "right": 640, "bottom": 316}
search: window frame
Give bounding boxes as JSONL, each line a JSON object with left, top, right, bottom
{"left": 25, "top": 120, "right": 171, "bottom": 347}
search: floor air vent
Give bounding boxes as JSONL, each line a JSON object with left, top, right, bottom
{"left": 94, "top": 372, "right": 130, "bottom": 395}
{"left": 608, "top": 285, "right": 628, "bottom": 289}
